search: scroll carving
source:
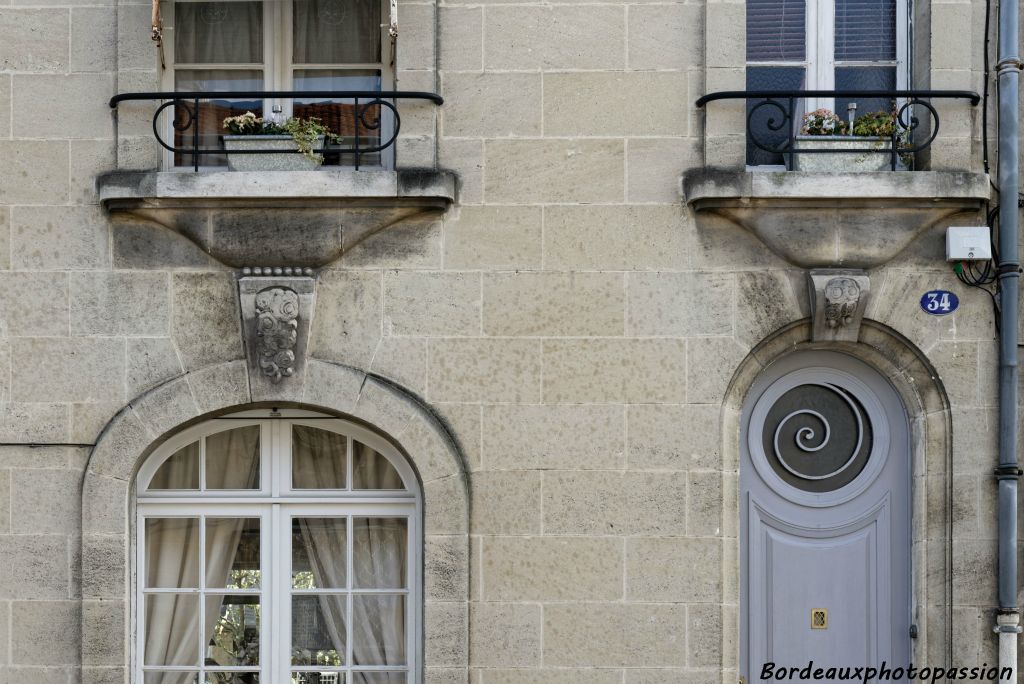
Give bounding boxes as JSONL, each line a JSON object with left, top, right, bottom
{"left": 808, "top": 270, "right": 870, "bottom": 342}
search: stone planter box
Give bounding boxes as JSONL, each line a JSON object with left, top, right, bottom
{"left": 793, "top": 135, "right": 900, "bottom": 172}
{"left": 223, "top": 134, "right": 325, "bottom": 171}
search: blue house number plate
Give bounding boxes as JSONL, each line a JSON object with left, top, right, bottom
{"left": 920, "top": 290, "right": 959, "bottom": 316}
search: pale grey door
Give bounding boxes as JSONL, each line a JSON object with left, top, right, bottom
{"left": 741, "top": 351, "right": 911, "bottom": 681}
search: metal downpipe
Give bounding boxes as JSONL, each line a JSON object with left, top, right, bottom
{"left": 995, "top": 0, "right": 1022, "bottom": 664}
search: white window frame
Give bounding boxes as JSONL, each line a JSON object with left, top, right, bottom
{"left": 135, "top": 408, "right": 422, "bottom": 684}
{"left": 746, "top": 0, "right": 910, "bottom": 117}
{"left": 160, "top": 0, "right": 396, "bottom": 171}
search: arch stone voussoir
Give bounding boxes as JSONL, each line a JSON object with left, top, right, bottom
{"left": 79, "top": 358, "right": 471, "bottom": 682}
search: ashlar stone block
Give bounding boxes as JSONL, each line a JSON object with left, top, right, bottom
{"left": 470, "top": 470, "right": 541, "bottom": 535}
{"left": 544, "top": 205, "right": 689, "bottom": 271}
{"left": 544, "top": 603, "right": 687, "bottom": 667}
{"left": 542, "top": 339, "right": 687, "bottom": 403}
{"left": 172, "top": 272, "right": 244, "bottom": 370}
{"left": 544, "top": 72, "right": 689, "bottom": 137}
{"left": 0, "top": 272, "right": 68, "bottom": 337}
{"left": 628, "top": 272, "right": 733, "bottom": 337}
{"left": 72, "top": 272, "right": 172, "bottom": 337}
{"left": 13, "top": 74, "right": 114, "bottom": 138}
{"left": 309, "top": 270, "right": 382, "bottom": 368}
{"left": 484, "top": 139, "right": 624, "bottom": 204}
{"left": 0, "top": 142, "right": 70, "bottom": 205}
{"left": 0, "top": 9, "right": 68, "bottom": 72}
{"left": 484, "top": 6, "right": 624, "bottom": 70}
{"left": 127, "top": 338, "right": 183, "bottom": 398}
{"left": 385, "top": 271, "right": 481, "bottom": 337}
{"left": 626, "top": 538, "right": 723, "bottom": 603}
{"left": 469, "top": 603, "right": 542, "bottom": 667}
{"left": 12, "top": 205, "right": 107, "bottom": 268}
{"left": 481, "top": 536, "right": 623, "bottom": 601}
{"left": 542, "top": 470, "right": 688, "bottom": 535}
{"left": 482, "top": 404, "right": 624, "bottom": 470}
{"left": 428, "top": 338, "right": 541, "bottom": 403}
{"left": 483, "top": 272, "right": 625, "bottom": 337}
{"left": 12, "top": 338, "right": 125, "bottom": 403}
{"left": 0, "top": 536, "right": 69, "bottom": 599}
{"left": 627, "top": 404, "right": 721, "bottom": 471}
{"left": 442, "top": 206, "right": 542, "bottom": 271}
{"left": 11, "top": 601, "right": 80, "bottom": 665}
{"left": 628, "top": 4, "right": 703, "bottom": 70}
{"left": 442, "top": 72, "right": 542, "bottom": 137}
{"left": 10, "top": 469, "right": 81, "bottom": 535}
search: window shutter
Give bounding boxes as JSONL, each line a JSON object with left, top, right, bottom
{"left": 835, "top": 0, "right": 897, "bottom": 61}
{"left": 746, "top": 0, "right": 806, "bottom": 62}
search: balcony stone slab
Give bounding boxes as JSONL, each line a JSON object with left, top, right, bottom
{"left": 98, "top": 168, "right": 456, "bottom": 268}
{"left": 682, "top": 170, "right": 991, "bottom": 269}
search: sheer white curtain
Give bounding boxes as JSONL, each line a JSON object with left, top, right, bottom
{"left": 145, "top": 429, "right": 261, "bottom": 683}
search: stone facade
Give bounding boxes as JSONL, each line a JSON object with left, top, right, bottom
{"left": 0, "top": 0, "right": 1011, "bottom": 680}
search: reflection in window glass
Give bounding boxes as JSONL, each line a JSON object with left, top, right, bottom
{"left": 291, "top": 595, "right": 347, "bottom": 666}
{"left": 293, "top": 518, "right": 347, "bottom": 589}
{"left": 205, "top": 595, "right": 261, "bottom": 667}
{"left": 351, "top": 595, "right": 406, "bottom": 666}
{"left": 207, "top": 518, "right": 261, "bottom": 589}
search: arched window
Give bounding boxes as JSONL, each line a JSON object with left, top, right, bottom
{"left": 136, "top": 408, "right": 420, "bottom": 684}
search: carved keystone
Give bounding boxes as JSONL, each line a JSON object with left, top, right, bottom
{"left": 239, "top": 274, "right": 316, "bottom": 401}
{"left": 808, "top": 270, "right": 870, "bottom": 342}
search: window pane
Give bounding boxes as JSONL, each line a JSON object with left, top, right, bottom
{"left": 293, "top": 70, "right": 384, "bottom": 167}
{"left": 293, "top": 518, "right": 347, "bottom": 589}
{"left": 205, "top": 594, "right": 261, "bottom": 667}
{"left": 352, "top": 442, "right": 403, "bottom": 490}
{"left": 292, "top": 674, "right": 345, "bottom": 684}
{"left": 292, "top": 426, "right": 347, "bottom": 489}
{"left": 351, "top": 674, "right": 405, "bottom": 684}
{"left": 746, "top": 66, "right": 806, "bottom": 166}
{"left": 173, "top": 70, "right": 265, "bottom": 168}
{"left": 835, "top": 0, "right": 896, "bottom": 61}
{"left": 146, "top": 518, "right": 200, "bottom": 588}
{"left": 835, "top": 66, "right": 897, "bottom": 121}
{"left": 207, "top": 518, "right": 261, "bottom": 589}
{"left": 293, "top": 0, "right": 380, "bottom": 64}
{"left": 746, "top": 0, "right": 805, "bottom": 61}
{"left": 149, "top": 442, "right": 200, "bottom": 490}
{"left": 351, "top": 595, "right": 406, "bottom": 666}
{"left": 292, "top": 595, "right": 347, "bottom": 666}
{"left": 206, "top": 426, "right": 261, "bottom": 489}
{"left": 206, "top": 675, "right": 260, "bottom": 684}
{"left": 145, "top": 594, "right": 201, "bottom": 666}
{"left": 175, "top": 2, "right": 264, "bottom": 64}
{"left": 353, "top": 518, "right": 406, "bottom": 589}
{"left": 145, "top": 672, "right": 200, "bottom": 684}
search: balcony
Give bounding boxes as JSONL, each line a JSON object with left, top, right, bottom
{"left": 684, "top": 89, "right": 990, "bottom": 269}
{"left": 98, "top": 90, "right": 455, "bottom": 268}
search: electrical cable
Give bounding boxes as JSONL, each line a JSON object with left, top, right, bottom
{"left": 954, "top": 205, "right": 1002, "bottom": 332}
{"left": 983, "top": 0, "right": 992, "bottom": 175}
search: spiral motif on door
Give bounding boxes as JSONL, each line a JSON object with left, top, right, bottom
{"left": 762, "top": 382, "right": 873, "bottom": 492}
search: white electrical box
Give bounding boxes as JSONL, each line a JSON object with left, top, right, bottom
{"left": 946, "top": 226, "right": 992, "bottom": 261}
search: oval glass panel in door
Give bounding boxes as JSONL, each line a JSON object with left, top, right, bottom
{"left": 760, "top": 383, "right": 874, "bottom": 492}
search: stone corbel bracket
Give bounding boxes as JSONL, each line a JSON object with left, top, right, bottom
{"left": 808, "top": 270, "right": 871, "bottom": 342}
{"left": 239, "top": 272, "right": 316, "bottom": 401}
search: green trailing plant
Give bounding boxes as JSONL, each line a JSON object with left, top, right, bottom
{"left": 852, "top": 109, "right": 913, "bottom": 166}
{"left": 223, "top": 111, "right": 340, "bottom": 164}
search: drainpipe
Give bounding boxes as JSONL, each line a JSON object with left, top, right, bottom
{"left": 995, "top": 0, "right": 1022, "bottom": 667}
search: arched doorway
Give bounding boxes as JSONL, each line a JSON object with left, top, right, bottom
{"left": 740, "top": 350, "right": 911, "bottom": 677}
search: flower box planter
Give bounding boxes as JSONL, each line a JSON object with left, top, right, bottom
{"left": 793, "top": 135, "right": 900, "bottom": 172}
{"left": 222, "top": 134, "right": 326, "bottom": 171}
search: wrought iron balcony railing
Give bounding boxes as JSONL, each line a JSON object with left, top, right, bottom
{"left": 696, "top": 89, "right": 981, "bottom": 170}
{"left": 109, "top": 90, "right": 444, "bottom": 171}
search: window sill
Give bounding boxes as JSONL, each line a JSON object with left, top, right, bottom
{"left": 98, "top": 168, "right": 456, "bottom": 268}
{"left": 682, "top": 169, "right": 991, "bottom": 268}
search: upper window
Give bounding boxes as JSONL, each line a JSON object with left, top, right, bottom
{"left": 745, "top": 0, "right": 908, "bottom": 165}
{"left": 164, "top": 0, "right": 392, "bottom": 168}
{"left": 136, "top": 409, "right": 419, "bottom": 684}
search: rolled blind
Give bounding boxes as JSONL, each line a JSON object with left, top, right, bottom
{"left": 747, "top": 0, "right": 806, "bottom": 62}
{"left": 835, "top": 0, "right": 897, "bottom": 61}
